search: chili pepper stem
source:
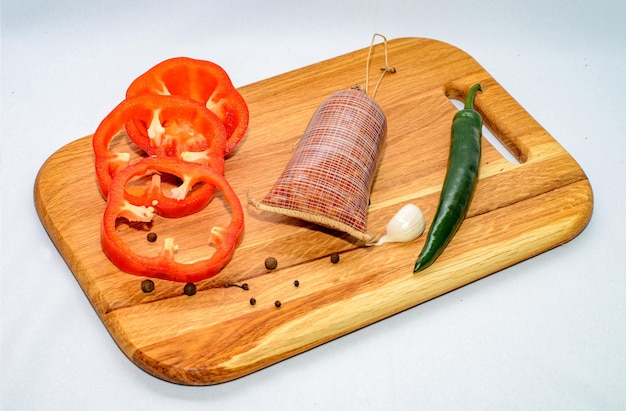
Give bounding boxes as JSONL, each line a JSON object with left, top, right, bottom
{"left": 464, "top": 83, "right": 482, "bottom": 109}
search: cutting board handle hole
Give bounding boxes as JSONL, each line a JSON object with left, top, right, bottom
{"left": 448, "top": 97, "right": 521, "bottom": 165}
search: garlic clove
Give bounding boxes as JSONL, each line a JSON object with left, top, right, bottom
{"left": 371, "top": 204, "right": 425, "bottom": 246}
{"left": 373, "top": 234, "right": 389, "bottom": 246}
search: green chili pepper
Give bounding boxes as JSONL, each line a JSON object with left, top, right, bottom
{"left": 414, "top": 84, "right": 483, "bottom": 273}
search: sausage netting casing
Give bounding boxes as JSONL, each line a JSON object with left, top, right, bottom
{"left": 251, "top": 88, "right": 386, "bottom": 242}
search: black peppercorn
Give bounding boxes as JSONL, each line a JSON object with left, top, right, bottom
{"left": 293, "top": 280, "right": 300, "bottom": 287}
{"left": 227, "top": 282, "right": 249, "bottom": 290}
{"left": 141, "top": 279, "right": 155, "bottom": 293}
{"left": 265, "top": 257, "right": 278, "bottom": 270}
{"left": 249, "top": 298, "right": 256, "bottom": 305}
{"left": 183, "top": 282, "right": 196, "bottom": 296}
{"left": 146, "top": 232, "right": 157, "bottom": 242}
{"left": 274, "top": 300, "right": 282, "bottom": 308}
{"left": 330, "top": 253, "right": 340, "bottom": 264}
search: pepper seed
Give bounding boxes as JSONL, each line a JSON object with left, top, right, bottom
{"left": 330, "top": 253, "right": 340, "bottom": 264}
{"left": 141, "top": 279, "right": 155, "bottom": 293}
{"left": 265, "top": 257, "right": 278, "bottom": 270}
{"left": 249, "top": 298, "right": 256, "bottom": 305}
{"left": 146, "top": 232, "right": 157, "bottom": 242}
{"left": 293, "top": 280, "right": 300, "bottom": 287}
{"left": 183, "top": 282, "right": 196, "bottom": 296}
{"left": 227, "top": 282, "right": 249, "bottom": 290}
{"left": 274, "top": 300, "right": 282, "bottom": 308}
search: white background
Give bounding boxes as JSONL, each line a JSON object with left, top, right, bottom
{"left": 2, "top": 1, "right": 625, "bottom": 409}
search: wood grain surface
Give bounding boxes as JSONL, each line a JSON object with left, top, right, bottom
{"left": 34, "top": 37, "right": 593, "bottom": 385}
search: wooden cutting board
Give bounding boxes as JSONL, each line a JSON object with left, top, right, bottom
{"left": 34, "top": 37, "right": 593, "bottom": 385}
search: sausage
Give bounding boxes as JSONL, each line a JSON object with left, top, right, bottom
{"left": 250, "top": 87, "right": 387, "bottom": 242}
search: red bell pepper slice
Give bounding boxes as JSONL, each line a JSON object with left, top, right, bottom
{"left": 125, "top": 57, "right": 249, "bottom": 155}
{"left": 101, "top": 157, "right": 244, "bottom": 283}
{"left": 92, "top": 94, "right": 227, "bottom": 218}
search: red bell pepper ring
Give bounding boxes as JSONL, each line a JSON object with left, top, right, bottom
{"left": 125, "top": 57, "right": 249, "bottom": 155}
{"left": 92, "top": 94, "right": 227, "bottom": 218}
{"left": 101, "top": 157, "right": 244, "bottom": 283}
